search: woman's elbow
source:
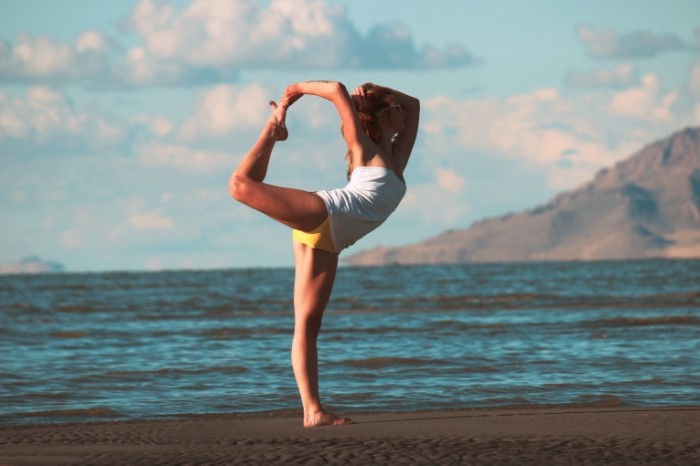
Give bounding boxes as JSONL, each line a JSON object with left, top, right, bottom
{"left": 332, "top": 82, "right": 350, "bottom": 99}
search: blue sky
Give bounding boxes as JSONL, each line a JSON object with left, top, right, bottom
{"left": 1, "top": 0, "right": 699, "bottom": 272}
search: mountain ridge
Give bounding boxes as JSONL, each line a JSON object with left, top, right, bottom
{"left": 345, "top": 126, "right": 700, "bottom": 265}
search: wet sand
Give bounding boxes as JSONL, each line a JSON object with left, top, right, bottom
{"left": 1, "top": 406, "right": 699, "bottom": 465}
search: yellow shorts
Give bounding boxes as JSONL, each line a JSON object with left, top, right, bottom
{"left": 292, "top": 218, "right": 337, "bottom": 254}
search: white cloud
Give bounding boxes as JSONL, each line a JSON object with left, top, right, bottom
{"left": 0, "top": 87, "right": 124, "bottom": 146}
{"left": 75, "top": 30, "right": 109, "bottom": 53}
{"left": 687, "top": 61, "right": 700, "bottom": 98}
{"left": 608, "top": 74, "right": 678, "bottom": 121}
{"left": 115, "top": 44, "right": 240, "bottom": 88}
{"left": 399, "top": 181, "right": 469, "bottom": 225}
{"left": 577, "top": 24, "right": 689, "bottom": 59}
{"left": 131, "top": 115, "right": 174, "bottom": 137}
{"left": 565, "top": 62, "right": 637, "bottom": 89}
{"left": 0, "top": 86, "right": 197, "bottom": 155}
{"left": 128, "top": 0, "right": 180, "bottom": 59}
{"left": 129, "top": 212, "right": 174, "bottom": 229}
{"left": 11, "top": 191, "right": 27, "bottom": 204}
{"left": 424, "top": 88, "right": 611, "bottom": 169}
{"left": 0, "top": 0, "right": 477, "bottom": 88}
{"left": 124, "top": 0, "right": 476, "bottom": 70}
{"left": 435, "top": 167, "right": 465, "bottom": 193}
{"left": 0, "top": 87, "right": 75, "bottom": 140}
{"left": 0, "top": 93, "right": 27, "bottom": 138}
{"left": 180, "top": 83, "right": 269, "bottom": 139}
{"left": 0, "top": 31, "right": 114, "bottom": 84}
{"left": 61, "top": 229, "right": 81, "bottom": 248}
{"left": 136, "top": 141, "right": 231, "bottom": 171}
{"left": 12, "top": 35, "right": 73, "bottom": 76}
{"left": 421, "top": 80, "right": 695, "bottom": 191}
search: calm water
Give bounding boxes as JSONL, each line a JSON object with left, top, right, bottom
{"left": 1, "top": 260, "right": 699, "bottom": 425}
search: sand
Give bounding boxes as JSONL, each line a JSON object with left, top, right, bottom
{"left": 1, "top": 406, "right": 699, "bottom": 465}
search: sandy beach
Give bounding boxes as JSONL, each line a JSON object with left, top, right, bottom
{"left": 1, "top": 406, "right": 698, "bottom": 465}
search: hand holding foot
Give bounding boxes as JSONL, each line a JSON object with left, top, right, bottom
{"left": 280, "top": 84, "right": 303, "bottom": 109}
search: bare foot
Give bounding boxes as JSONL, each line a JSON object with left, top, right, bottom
{"left": 304, "top": 411, "right": 353, "bottom": 428}
{"left": 265, "top": 100, "right": 288, "bottom": 141}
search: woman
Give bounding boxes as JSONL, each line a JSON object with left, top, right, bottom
{"left": 229, "top": 81, "right": 419, "bottom": 427}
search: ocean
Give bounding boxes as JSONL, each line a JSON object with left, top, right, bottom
{"left": 1, "top": 260, "right": 699, "bottom": 425}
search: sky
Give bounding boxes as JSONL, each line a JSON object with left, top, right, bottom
{"left": 1, "top": 0, "right": 699, "bottom": 273}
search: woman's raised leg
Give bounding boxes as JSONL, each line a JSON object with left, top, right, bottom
{"left": 229, "top": 102, "right": 328, "bottom": 231}
{"left": 292, "top": 241, "right": 351, "bottom": 427}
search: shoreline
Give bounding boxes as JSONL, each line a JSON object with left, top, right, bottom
{"left": 2, "top": 406, "right": 698, "bottom": 465}
{"left": 0, "top": 395, "right": 667, "bottom": 426}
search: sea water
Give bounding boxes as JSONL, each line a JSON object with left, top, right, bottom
{"left": 1, "top": 260, "right": 699, "bottom": 424}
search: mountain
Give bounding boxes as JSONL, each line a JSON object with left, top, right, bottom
{"left": 346, "top": 127, "right": 700, "bottom": 265}
{"left": 0, "top": 256, "right": 65, "bottom": 274}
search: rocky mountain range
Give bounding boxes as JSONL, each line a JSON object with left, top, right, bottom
{"left": 346, "top": 127, "right": 700, "bottom": 265}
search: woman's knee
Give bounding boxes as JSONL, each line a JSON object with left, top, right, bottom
{"left": 229, "top": 172, "right": 255, "bottom": 203}
{"left": 294, "top": 310, "right": 324, "bottom": 339}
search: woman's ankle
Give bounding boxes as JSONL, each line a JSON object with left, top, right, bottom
{"left": 265, "top": 100, "right": 288, "bottom": 141}
{"left": 260, "top": 121, "right": 282, "bottom": 141}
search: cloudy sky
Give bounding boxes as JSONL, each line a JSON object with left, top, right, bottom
{"left": 1, "top": 0, "right": 699, "bottom": 272}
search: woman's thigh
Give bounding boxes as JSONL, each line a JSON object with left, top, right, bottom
{"left": 242, "top": 182, "right": 329, "bottom": 231}
{"left": 293, "top": 241, "right": 339, "bottom": 327}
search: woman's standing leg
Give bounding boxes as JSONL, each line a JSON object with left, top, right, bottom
{"left": 292, "top": 241, "right": 351, "bottom": 427}
{"left": 231, "top": 103, "right": 349, "bottom": 426}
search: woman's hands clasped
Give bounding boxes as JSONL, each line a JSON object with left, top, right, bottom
{"left": 350, "top": 82, "right": 375, "bottom": 110}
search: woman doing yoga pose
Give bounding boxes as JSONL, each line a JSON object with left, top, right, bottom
{"left": 229, "top": 81, "right": 420, "bottom": 427}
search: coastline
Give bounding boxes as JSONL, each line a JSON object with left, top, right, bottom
{"left": 2, "top": 406, "right": 698, "bottom": 465}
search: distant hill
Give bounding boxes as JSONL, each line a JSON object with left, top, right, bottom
{"left": 346, "top": 127, "right": 700, "bottom": 265}
{"left": 0, "top": 256, "right": 65, "bottom": 274}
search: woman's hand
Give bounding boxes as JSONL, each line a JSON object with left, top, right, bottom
{"left": 280, "top": 83, "right": 304, "bottom": 109}
{"left": 351, "top": 82, "right": 373, "bottom": 110}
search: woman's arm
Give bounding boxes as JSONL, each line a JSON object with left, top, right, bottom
{"left": 281, "top": 81, "right": 366, "bottom": 154}
{"left": 354, "top": 83, "right": 420, "bottom": 171}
